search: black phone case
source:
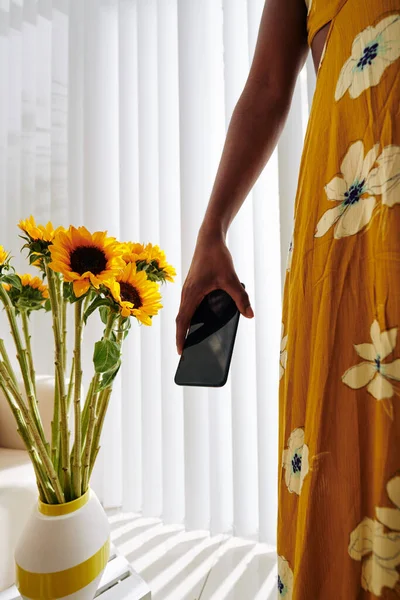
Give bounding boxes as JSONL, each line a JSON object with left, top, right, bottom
{"left": 174, "top": 288, "right": 242, "bottom": 388}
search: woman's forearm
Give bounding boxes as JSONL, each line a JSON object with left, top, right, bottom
{"left": 200, "top": 80, "right": 292, "bottom": 239}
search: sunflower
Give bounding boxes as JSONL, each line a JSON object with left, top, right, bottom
{"left": 49, "top": 226, "right": 126, "bottom": 298}
{"left": 18, "top": 216, "right": 62, "bottom": 243}
{"left": 123, "top": 242, "right": 176, "bottom": 282}
{"left": 107, "top": 262, "right": 162, "bottom": 325}
{"left": 20, "top": 274, "right": 49, "bottom": 299}
{"left": 121, "top": 242, "right": 146, "bottom": 261}
{"left": 4, "top": 273, "right": 49, "bottom": 312}
{"left": 0, "top": 245, "right": 8, "bottom": 266}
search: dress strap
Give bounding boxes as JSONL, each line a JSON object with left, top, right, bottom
{"left": 306, "top": 0, "right": 349, "bottom": 46}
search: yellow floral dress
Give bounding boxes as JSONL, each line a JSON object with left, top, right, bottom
{"left": 278, "top": 1, "right": 400, "bottom": 598}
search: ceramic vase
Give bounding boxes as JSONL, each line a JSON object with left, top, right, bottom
{"left": 15, "top": 488, "right": 110, "bottom": 599}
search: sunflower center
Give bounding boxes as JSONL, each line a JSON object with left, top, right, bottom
{"left": 70, "top": 246, "right": 107, "bottom": 275}
{"left": 344, "top": 179, "right": 366, "bottom": 206}
{"left": 357, "top": 42, "right": 379, "bottom": 70}
{"left": 119, "top": 282, "right": 143, "bottom": 308}
{"left": 291, "top": 452, "right": 302, "bottom": 474}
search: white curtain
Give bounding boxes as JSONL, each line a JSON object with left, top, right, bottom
{"left": 0, "top": 0, "right": 315, "bottom": 547}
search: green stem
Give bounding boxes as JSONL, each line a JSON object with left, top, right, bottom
{"left": 88, "top": 386, "right": 112, "bottom": 481}
{"left": 72, "top": 299, "right": 83, "bottom": 498}
{"left": 83, "top": 291, "right": 92, "bottom": 316}
{"left": 0, "top": 379, "right": 48, "bottom": 499}
{"left": 45, "top": 263, "right": 70, "bottom": 497}
{"left": 60, "top": 282, "right": 67, "bottom": 375}
{"left": 88, "top": 447, "right": 100, "bottom": 480}
{"left": 81, "top": 378, "right": 95, "bottom": 446}
{"left": 0, "top": 339, "right": 18, "bottom": 389}
{"left": 81, "top": 311, "right": 116, "bottom": 493}
{"left": 0, "top": 364, "right": 64, "bottom": 503}
{"left": 0, "top": 341, "right": 49, "bottom": 501}
{"left": 81, "top": 387, "right": 98, "bottom": 493}
{"left": 0, "top": 286, "right": 46, "bottom": 446}
{"left": 66, "top": 357, "right": 75, "bottom": 413}
{"left": 72, "top": 292, "right": 94, "bottom": 459}
{"left": 87, "top": 315, "right": 124, "bottom": 484}
{"left": 21, "top": 311, "right": 36, "bottom": 398}
{"left": 29, "top": 447, "right": 57, "bottom": 504}
{"left": 51, "top": 368, "right": 60, "bottom": 472}
{"left": 31, "top": 460, "right": 48, "bottom": 502}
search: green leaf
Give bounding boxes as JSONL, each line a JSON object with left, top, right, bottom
{"left": 84, "top": 297, "right": 111, "bottom": 324}
{"left": 62, "top": 281, "right": 82, "bottom": 304}
{"left": 99, "top": 306, "right": 110, "bottom": 325}
{"left": 29, "top": 254, "right": 41, "bottom": 265}
{"left": 93, "top": 339, "right": 121, "bottom": 375}
{"left": 63, "top": 282, "right": 73, "bottom": 300}
{"left": 69, "top": 292, "right": 84, "bottom": 304}
{"left": 120, "top": 316, "right": 131, "bottom": 339}
{"left": 98, "top": 362, "right": 121, "bottom": 391}
{"left": 2, "top": 274, "right": 22, "bottom": 291}
{"left": 136, "top": 260, "right": 148, "bottom": 272}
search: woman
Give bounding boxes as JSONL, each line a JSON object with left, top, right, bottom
{"left": 176, "top": 0, "right": 400, "bottom": 598}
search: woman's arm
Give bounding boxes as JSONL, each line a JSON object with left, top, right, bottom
{"left": 202, "top": 0, "right": 309, "bottom": 238}
{"left": 176, "top": 0, "right": 309, "bottom": 353}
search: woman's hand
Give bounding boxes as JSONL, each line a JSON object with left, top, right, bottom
{"left": 176, "top": 228, "right": 254, "bottom": 355}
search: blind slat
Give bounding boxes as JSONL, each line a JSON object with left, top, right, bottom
{"left": 157, "top": 0, "right": 185, "bottom": 525}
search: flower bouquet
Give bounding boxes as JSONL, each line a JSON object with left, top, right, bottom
{"left": 0, "top": 217, "right": 175, "bottom": 598}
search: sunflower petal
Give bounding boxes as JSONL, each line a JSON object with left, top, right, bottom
{"left": 73, "top": 279, "right": 90, "bottom": 298}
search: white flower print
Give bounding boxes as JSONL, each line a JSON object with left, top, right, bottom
{"left": 280, "top": 323, "right": 288, "bottom": 380}
{"left": 368, "top": 145, "right": 400, "bottom": 207}
{"left": 349, "top": 475, "right": 400, "bottom": 596}
{"left": 304, "top": 0, "right": 312, "bottom": 15}
{"left": 335, "top": 14, "right": 400, "bottom": 101}
{"left": 376, "top": 475, "right": 400, "bottom": 532}
{"left": 315, "top": 141, "right": 400, "bottom": 239}
{"left": 282, "top": 428, "right": 309, "bottom": 495}
{"left": 349, "top": 518, "right": 400, "bottom": 595}
{"left": 315, "top": 141, "right": 380, "bottom": 239}
{"left": 277, "top": 555, "right": 294, "bottom": 599}
{"left": 342, "top": 319, "right": 400, "bottom": 418}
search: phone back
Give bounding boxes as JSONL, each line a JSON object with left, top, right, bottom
{"left": 174, "top": 288, "right": 240, "bottom": 387}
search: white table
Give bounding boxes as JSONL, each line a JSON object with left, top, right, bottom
{"left": 0, "top": 546, "right": 151, "bottom": 600}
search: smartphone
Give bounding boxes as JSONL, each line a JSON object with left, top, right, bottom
{"left": 174, "top": 286, "right": 243, "bottom": 388}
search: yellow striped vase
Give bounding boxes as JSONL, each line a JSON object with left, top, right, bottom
{"left": 15, "top": 489, "right": 110, "bottom": 600}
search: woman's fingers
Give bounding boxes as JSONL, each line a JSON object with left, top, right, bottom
{"left": 175, "top": 238, "right": 254, "bottom": 355}
{"left": 176, "top": 277, "right": 253, "bottom": 355}
{"left": 176, "top": 285, "right": 201, "bottom": 355}
{"left": 223, "top": 276, "right": 254, "bottom": 318}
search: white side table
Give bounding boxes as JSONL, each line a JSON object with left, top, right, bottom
{"left": 0, "top": 545, "right": 151, "bottom": 600}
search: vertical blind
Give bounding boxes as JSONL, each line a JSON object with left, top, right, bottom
{"left": 0, "top": 0, "right": 315, "bottom": 546}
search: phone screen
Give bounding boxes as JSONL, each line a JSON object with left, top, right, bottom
{"left": 174, "top": 288, "right": 241, "bottom": 387}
